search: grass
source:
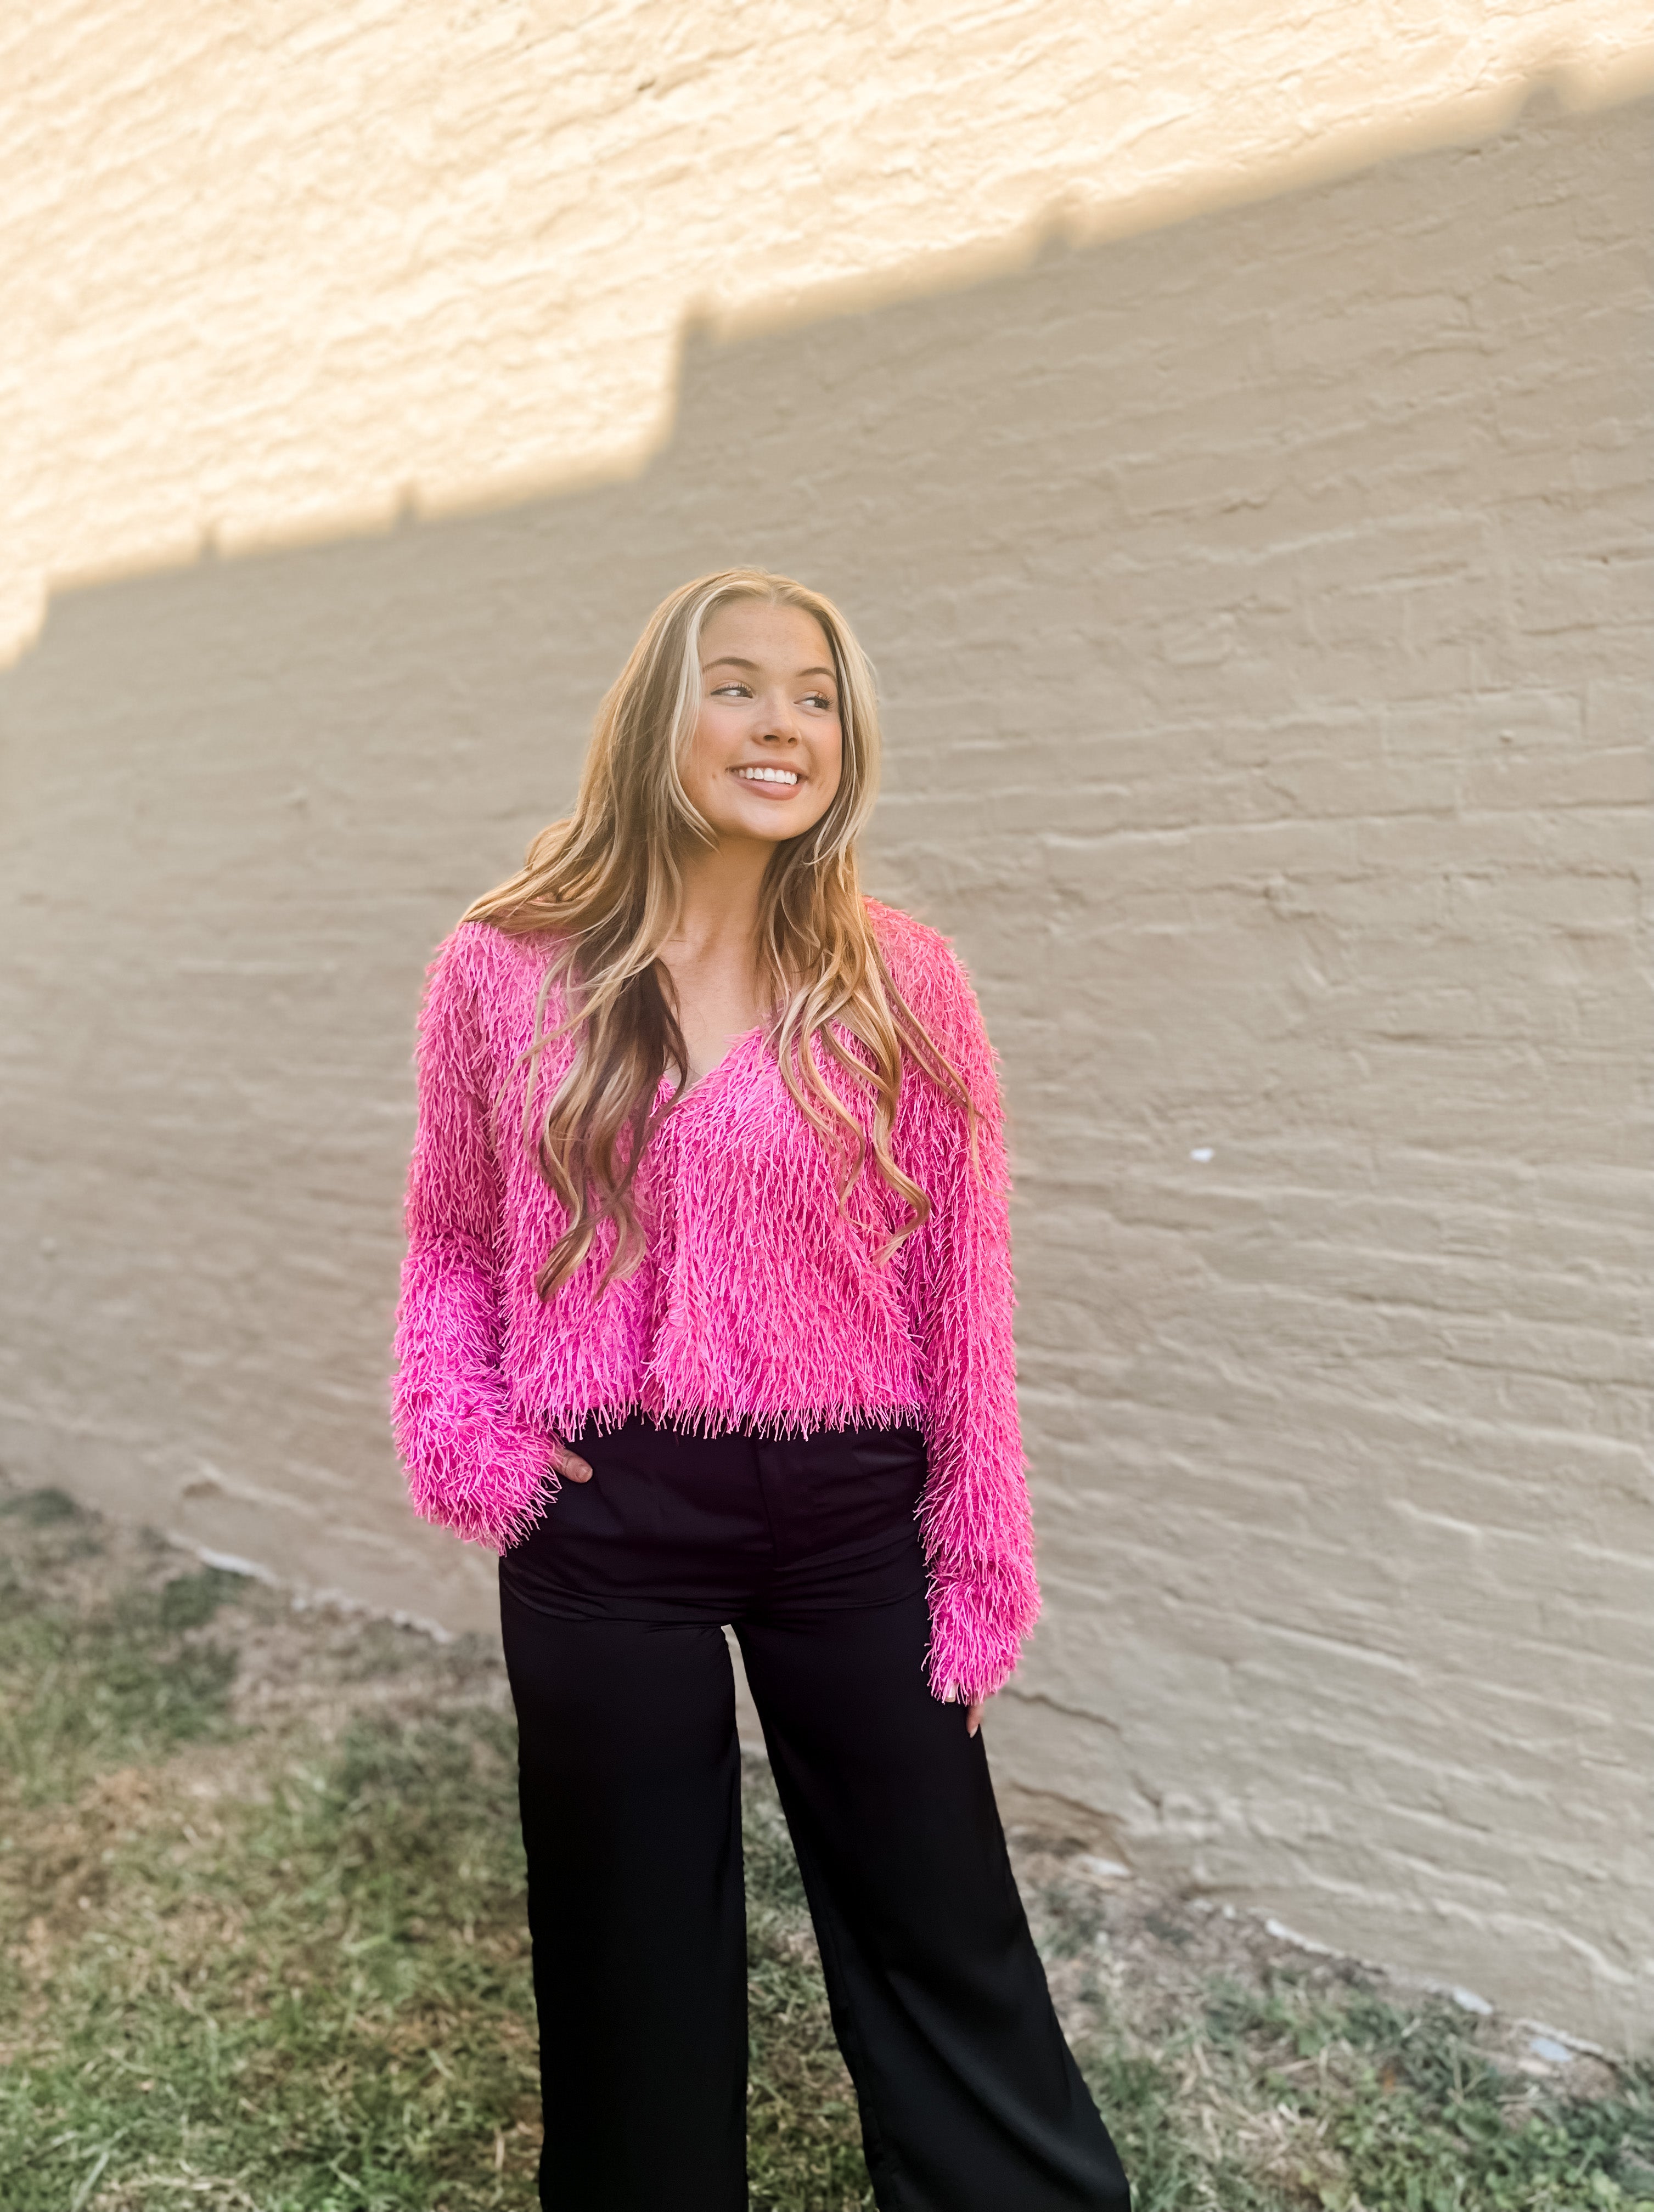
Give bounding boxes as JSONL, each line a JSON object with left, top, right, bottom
{"left": 1069, "top": 1982, "right": 1654, "bottom": 2212}
{"left": 0, "top": 1492, "right": 243, "bottom": 1809}
{"left": 1193, "top": 1982, "right": 1654, "bottom": 2211}
{"left": 1, "top": 1485, "right": 1650, "bottom": 2210}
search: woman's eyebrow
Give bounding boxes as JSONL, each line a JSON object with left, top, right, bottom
{"left": 702, "top": 654, "right": 837, "bottom": 684}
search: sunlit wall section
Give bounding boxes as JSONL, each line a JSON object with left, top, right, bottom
{"left": 0, "top": 2, "right": 1648, "bottom": 659}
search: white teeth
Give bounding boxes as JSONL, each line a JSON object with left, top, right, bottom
{"left": 736, "top": 766, "right": 799, "bottom": 785}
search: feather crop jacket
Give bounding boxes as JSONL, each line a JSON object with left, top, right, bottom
{"left": 391, "top": 898, "right": 1039, "bottom": 1702}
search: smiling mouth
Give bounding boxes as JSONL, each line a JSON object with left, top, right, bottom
{"left": 732, "top": 765, "right": 801, "bottom": 788}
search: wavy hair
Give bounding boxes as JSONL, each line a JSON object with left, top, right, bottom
{"left": 464, "top": 567, "right": 976, "bottom": 1300}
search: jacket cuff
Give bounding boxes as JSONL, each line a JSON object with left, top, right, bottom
{"left": 397, "top": 1397, "right": 556, "bottom": 1555}
{"left": 924, "top": 1556, "right": 1041, "bottom": 1704}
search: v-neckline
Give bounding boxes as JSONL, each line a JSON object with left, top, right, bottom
{"left": 665, "top": 1022, "right": 765, "bottom": 1106}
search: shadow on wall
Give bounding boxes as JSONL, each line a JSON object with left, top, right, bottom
{"left": 1, "top": 92, "right": 1649, "bottom": 2040}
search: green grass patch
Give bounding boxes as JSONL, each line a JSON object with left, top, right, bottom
{"left": 1199, "top": 1978, "right": 1654, "bottom": 2211}
{"left": 1, "top": 1709, "right": 541, "bottom": 2211}
{"left": 1, "top": 1487, "right": 1649, "bottom": 2211}
{"left": 0, "top": 1534, "right": 244, "bottom": 1807}
{"left": 1, "top": 1711, "right": 876, "bottom": 2212}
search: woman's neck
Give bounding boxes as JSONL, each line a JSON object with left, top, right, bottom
{"left": 657, "top": 836, "right": 774, "bottom": 1082}
{"left": 666, "top": 834, "right": 769, "bottom": 969}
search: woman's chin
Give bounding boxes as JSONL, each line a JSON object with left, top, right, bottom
{"left": 705, "top": 799, "right": 824, "bottom": 847}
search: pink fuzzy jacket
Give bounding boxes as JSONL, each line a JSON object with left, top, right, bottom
{"left": 391, "top": 899, "right": 1039, "bottom": 1701}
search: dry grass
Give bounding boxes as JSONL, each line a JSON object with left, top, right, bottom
{"left": 2, "top": 1483, "right": 1650, "bottom": 2211}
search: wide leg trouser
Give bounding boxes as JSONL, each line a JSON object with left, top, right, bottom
{"left": 497, "top": 1415, "right": 1132, "bottom": 2212}
{"left": 500, "top": 1579, "right": 1130, "bottom": 2211}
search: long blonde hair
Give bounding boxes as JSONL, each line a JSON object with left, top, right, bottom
{"left": 465, "top": 567, "right": 975, "bottom": 1299}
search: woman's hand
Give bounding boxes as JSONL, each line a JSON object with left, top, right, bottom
{"left": 550, "top": 1436, "right": 594, "bottom": 1483}
{"left": 942, "top": 1684, "right": 989, "bottom": 1738}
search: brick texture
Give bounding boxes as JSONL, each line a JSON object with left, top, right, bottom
{"left": 1, "top": 94, "right": 1649, "bottom": 2041}
{"left": 1, "top": 2, "right": 1647, "bottom": 658}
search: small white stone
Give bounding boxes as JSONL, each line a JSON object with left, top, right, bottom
{"left": 1076, "top": 1853, "right": 1132, "bottom": 1883}
{"left": 1265, "top": 1916, "right": 1336, "bottom": 1956}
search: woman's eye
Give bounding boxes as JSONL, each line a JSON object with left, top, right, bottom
{"left": 803, "top": 692, "right": 834, "bottom": 712}
{"left": 712, "top": 682, "right": 751, "bottom": 698}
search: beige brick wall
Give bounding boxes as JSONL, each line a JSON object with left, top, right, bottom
{"left": 1, "top": 32, "right": 1650, "bottom": 2041}
{"left": 2, "top": 2, "right": 1648, "bottom": 661}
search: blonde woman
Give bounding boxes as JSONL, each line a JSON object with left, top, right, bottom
{"left": 392, "top": 569, "right": 1130, "bottom": 2210}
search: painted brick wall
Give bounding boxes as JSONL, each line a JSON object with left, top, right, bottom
{"left": 1, "top": 88, "right": 1649, "bottom": 2039}
{"left": 1, "top": 2, "right": 1647, "bottom": 661}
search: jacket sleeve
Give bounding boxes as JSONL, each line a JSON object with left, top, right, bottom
{"left": 898, "top": 933, "right": 1040, "bottom": 1703}
{"left": 391, "top": 926, "right": 554, "bottom": 1551}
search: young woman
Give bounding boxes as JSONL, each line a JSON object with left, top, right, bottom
{"left": 392, "top": 568, "right": 1131, "bottom": 2211}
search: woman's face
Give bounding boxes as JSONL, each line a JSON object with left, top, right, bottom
{"left": 680, "top": 599, "right": 844, "bottom": 848}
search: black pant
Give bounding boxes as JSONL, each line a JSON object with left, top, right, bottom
{"left": 498, "top": 1411, "right": 1130, "bottom": 2212}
